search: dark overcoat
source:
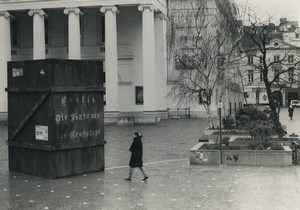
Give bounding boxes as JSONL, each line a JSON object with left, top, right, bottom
{"left": 129, "top": 136, "right": 143, "bottom": 167}
{"left": 288, "top": 106, "right": 294, "bottom": 117}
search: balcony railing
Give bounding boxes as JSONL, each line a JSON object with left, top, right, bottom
{"left": 11, "top": 44, "right": 133, "bottom": 60}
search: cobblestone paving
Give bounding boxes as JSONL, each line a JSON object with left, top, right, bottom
{"left": 1, "top": 119, "right": 300, "bottom": 210}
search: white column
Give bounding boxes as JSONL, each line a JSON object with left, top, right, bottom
{"left": 0, "top": 12, "right": 12, "bottom": 112}
{"left": 28, "top": 9, "right": 47, "bottom": 59}
{"left": 64, "top": 8, "right": 82, "bottom": 59}
{"left": 155, "top": 13, "right": 168, "bottom": 111}
{"left": 138, "top": 5, "right": 157, "bottom": 113}
{"left": 100, "top": 6, "right": 119, "bottom": 113}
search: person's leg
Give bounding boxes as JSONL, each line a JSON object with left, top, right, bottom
{"left": 139, "top": 167, "right": 148, "bottom": 180}
{"left": 125, "top": 167, "right": 134, "bottom": 180}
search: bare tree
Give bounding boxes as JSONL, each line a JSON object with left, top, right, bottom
{"left": 168, "top": 0, "right": 243, "bottom": 128}
{"left": 242, "top": 15, "right": 300, "bottom": 131}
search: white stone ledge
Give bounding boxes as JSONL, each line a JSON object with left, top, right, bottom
{"left": 0, "top": 0, "right": 167, "bottom": 15}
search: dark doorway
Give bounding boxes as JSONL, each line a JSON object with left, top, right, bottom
{"left": 288, "top": 92, "right": 298, "bottom": 106}
{"left": 271, "top": 91, "right": 283, "bottom": 107}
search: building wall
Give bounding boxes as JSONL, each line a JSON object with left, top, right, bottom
{"left": 241, "top": 40, "right": 300, "bottom": 107}
{"left": 1, "top": 5, "right": 169, "bottom": 115}
{"left": 117, "top": 7, "right": 142, "bottom": 113}
{"left": 166, "top": 0, "right": 244, "bottom": 118}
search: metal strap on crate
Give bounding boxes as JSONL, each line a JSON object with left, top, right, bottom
{"left": 8, "top": 91, "right": 51, "bottom": 142}
{"left": 6, "top": 87, "right": 105, "bottom": 93}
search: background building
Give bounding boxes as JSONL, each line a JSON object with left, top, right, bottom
{"left": 241, "top": 19, "right": 300, "bottom": 107}
{"left": 167, "top": 0, "right": 244, "bottom": 118}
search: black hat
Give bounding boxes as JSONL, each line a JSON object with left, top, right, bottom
{"left": 134, "top": 132, "right": 142, "bottom": 137}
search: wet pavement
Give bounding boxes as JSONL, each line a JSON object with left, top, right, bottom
{"left": 0, "top": 114, "right": 300, "bottom": 209}
{"left": 280, "top": 107, "right": 300, "bottom": 137}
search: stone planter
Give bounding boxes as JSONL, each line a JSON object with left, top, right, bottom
{"left": 190, "top": 142, "right": 293, "bottom": 166}
{"left": 203, "top": 129, "right": 248, "bottom": 142}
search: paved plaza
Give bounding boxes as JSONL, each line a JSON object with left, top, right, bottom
{"left": 0, "top": 109, "right": 300, "bottom": 209}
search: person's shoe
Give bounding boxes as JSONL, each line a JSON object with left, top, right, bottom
{"left": 125, "top": 178, "right": 131, "bottom": 181}
{"left": 142, "top": 176, "right": 149, "bottom": 181}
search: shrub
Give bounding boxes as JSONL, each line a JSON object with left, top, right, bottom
{"left": 269, "top": 144, "right": 284, "bottom": 150}
{"left": 235, "top": 107, "right": 269, "bottom": 129}
{"left": 248, "top": 120, "right": 273, "bottom": 140}
{"left": 236, "top": 107, "right": 287, "bottom": 147}
{"left": 229, "top": 145, "right": 241, "bottom": 150}
{"left": 200, "top": 143, "right": 220, "bottom": 150}
{"left": 200, "top": 143, "right": 240, "bottom": 150}
{"left": 222, "top": 137, "right": 230, "bottom": 146}
{"left": 222, "top": 115, "right": 235, "bottom": 129}
{"left": 248, "top": 142, "right": 260, "bottom": 150}
{"left": 255, "top": 143, "right": 265, "bottom": 150}
{"left": 273, "top": 121, "right": 286, "bottom": 139}
{"left": 247, "top": 141, "right": 271, "bottom": 150}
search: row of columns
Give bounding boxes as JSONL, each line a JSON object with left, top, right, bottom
{"left": 0, "top": 4, "right": 161, "bottom": 114}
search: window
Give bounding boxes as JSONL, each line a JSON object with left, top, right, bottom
{"left": 175, "top": 57, "right": 182, "bottom": 70}
{"left": 296, "top": 33, "right": 299, "bottom": 39}
{"left": 135, "top": 86, "right": 143, "bottom": 105}
{"left": 98, "top": 15, "right": 105, "bottom": 43}
{"left": 259, "top": 56, "right": 263, "bottom": 64}
{"left": 229, "top": 102, "right": 232, "bottom": 115}
{"left": 288, "top": 68, "right": 294, "bottom": 82}
{"left": 217, "top": 56, "right": 225, "bottom": 68}
{"left": 288, "top": 55, "right": 294, "bottom": 64}
{"left": 180, "top": 35, "right": 196, "bottom": 42}
{"left": 45, "top": 18, "right": 49, "bottom": 45}
{"left": 274, "top": 55, "right": 280, "bottom": 62}
{"left": 11, "top": 19, "right": 18, "bottom": 47}
{"left": 234, "top": 102, "right": 237, "bottom": 113}
{"left": 247, "top": 55, "right": 253, "bottom": 64}
{"left": 101, "top": 16, "right": 105, "bottom": 43}
{"left": 274, "top": 67, "right": 280, "bottom": 82}
{"left": 260, "top": 72, "right": 263, "bottom": 82}
{"left": 80, "top": 16, "right": 83, "bottom": 45}
{"left": 248, "top": 70, "right": 253, "bottom": 83}
{"left": 64, "top": 15, "right": 68, "bottom": 46}
{"left": 199, "top": 89, "right": 210, "bottom": 105}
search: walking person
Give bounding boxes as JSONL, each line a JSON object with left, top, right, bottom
{"left": 288, "top": 104, "right": 294, "bottom": 120}
{"left": 125, "top": 132, "right": 149, "bottom": 181}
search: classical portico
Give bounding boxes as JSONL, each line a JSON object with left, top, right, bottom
{"left": 0, "top": 0, "right": 168, "bottom": 124}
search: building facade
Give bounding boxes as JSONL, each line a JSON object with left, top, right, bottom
{"left": 242, "top": 37, "right": 300, "bottom": 107}
{"left": 240, "top": 18, "right": 300, "bottom": 106}
{"left": 0, "top": 0, "right": 169, "bottom": 123}
{"left": 167, "top": 0, "right": 244, "bottom": 118}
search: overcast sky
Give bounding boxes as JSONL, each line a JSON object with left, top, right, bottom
{"left": 234, "top": 0, "right": 300, "bottom": 24}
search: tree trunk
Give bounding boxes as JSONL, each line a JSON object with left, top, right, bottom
{"left": 206, "top": 105, "right": 214, "bottom": 129}
{"left": 264, "top": 81, "right": 279, "bottom": 122}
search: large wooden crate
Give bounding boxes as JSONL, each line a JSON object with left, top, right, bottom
{"left": 7, "top": 59, "right": 105, "bottom": 178}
